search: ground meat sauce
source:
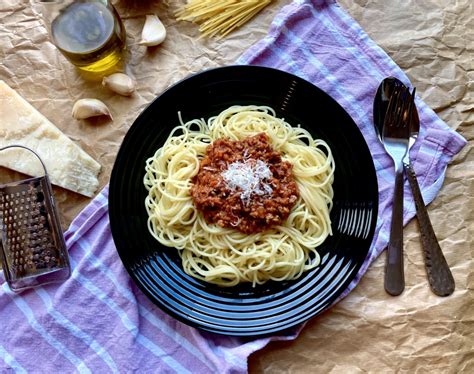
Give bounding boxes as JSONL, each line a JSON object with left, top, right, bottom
{"left": 191, "top": 133, "right": 299, "bottom": 234}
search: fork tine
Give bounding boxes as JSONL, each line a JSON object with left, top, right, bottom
{"left": 398, "top": 87, "right": 408, "bottom": 126}
{"left": 385, "top": 86, "right": 402, "bottom": 126}
{"left": 384, "top": 87, "right": 404, "bottom": 127}
{"left": 400, "top": 87, "right": 416, "bottom": 127}
{"left": 407, "top": 87, "right": 416, "bottom": 123}
{"left": 395, "top": 87, "right": 407, "bottom": 127}
{"left": 384, "top": 85, "right": 416, "bottom": 132}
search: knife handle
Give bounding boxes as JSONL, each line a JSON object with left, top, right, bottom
{"left": 405, "top": 163, "right": 455, "bottom": 296}
{"left": 385, "top": 167, "right": 405, "bottom": 296}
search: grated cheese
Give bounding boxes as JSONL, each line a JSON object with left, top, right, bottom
{"left": 221, "top": 159, "right": 273, "bottom": 204}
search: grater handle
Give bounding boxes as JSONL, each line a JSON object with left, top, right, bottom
{"left": 0, "top": 145, "right": 49, "bottom": 178}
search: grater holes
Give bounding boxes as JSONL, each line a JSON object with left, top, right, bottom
{"left": 1, "top": 181, "right": 68, "bottom": 284}
{"left": 36, "top": 192, "right": 44, "bottom": 202}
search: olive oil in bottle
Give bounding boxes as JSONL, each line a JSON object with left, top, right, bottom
{"left": 51, "top": 0, "right": 126, "bottom": 72}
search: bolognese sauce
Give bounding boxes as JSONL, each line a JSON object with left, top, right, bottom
{"left": 191, "top": 133, "right": 299, "bottom": 234}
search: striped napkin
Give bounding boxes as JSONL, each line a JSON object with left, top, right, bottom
{"left": 0, "top": 0, "right": 466, "bottom": 372}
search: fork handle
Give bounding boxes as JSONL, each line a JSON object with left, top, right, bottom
{"left": 405, "top": 163, "right": 455, "bottom": 296}
{"left": 385, "top": 166, "right": 405, "bottom": 296}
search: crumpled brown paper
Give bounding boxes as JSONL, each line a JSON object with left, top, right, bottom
{"left": 0, "top": 0, "right": 472, "bottom": 373}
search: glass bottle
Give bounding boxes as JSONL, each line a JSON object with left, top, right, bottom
{"left": 36, "top": 0, "right": 126, "bottom": 73}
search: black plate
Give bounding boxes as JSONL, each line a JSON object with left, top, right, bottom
{"left": 109, "top": 65, "right": 378, "bottom": 337}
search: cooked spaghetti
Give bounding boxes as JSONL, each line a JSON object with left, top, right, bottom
{"left": 144, "top": 105, "right": 334, "bottom": 287}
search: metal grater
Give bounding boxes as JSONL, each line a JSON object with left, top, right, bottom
{"left": 0, "top": 145, "right": 71, "bottom": 292}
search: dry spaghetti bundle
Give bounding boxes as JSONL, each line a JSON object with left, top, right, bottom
{"left": 176, "top": 0, "right": 273, "bottom": 38}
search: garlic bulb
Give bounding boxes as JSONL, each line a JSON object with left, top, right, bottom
{"left": 140, "top": 14, "right": 166, "bottom": 46}
{"left": 102, "top": 73, "right": 136, "bottom": 96}
{"left": 72, "top": 99, "right": 112, "bottom": 120}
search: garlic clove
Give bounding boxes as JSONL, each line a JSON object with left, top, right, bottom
{"left": 140, "top": 14, "right": 166, "bottom": 46}
{"left": 72, "top": 98, "right": 113, "bottom": 120}
{"left": 102, "top": 73, "right": 136, "bottom": 96}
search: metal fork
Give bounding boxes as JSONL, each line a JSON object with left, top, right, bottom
{"left": 382, "top": 86, "right": 415, "bottom": 296}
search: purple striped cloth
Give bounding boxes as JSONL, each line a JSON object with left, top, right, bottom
{"left": 0, "top": 0, "right": 466, "bottom": 372}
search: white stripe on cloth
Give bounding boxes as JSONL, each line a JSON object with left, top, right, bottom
{"left": 35, "top": 288, "right": 119, "bottom": 373}
{"left": 74, "top": 237, "right": 221, "bottom": 372}
{"left": 0, "top": 344, "right": 28, "bottom": 374}
{"left": 1, "top": 284, "right": 92, "bottom": 374}
{"left": 65, "top": 257, "right": 192, "bottom": 374}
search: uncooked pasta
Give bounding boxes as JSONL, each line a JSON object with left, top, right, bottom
{"left": 176, "top": 0, "right": 273, "bottom": 38}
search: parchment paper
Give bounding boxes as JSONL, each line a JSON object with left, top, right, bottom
{"left": 0, "top": 0, "right": 472, "bottom": 373}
